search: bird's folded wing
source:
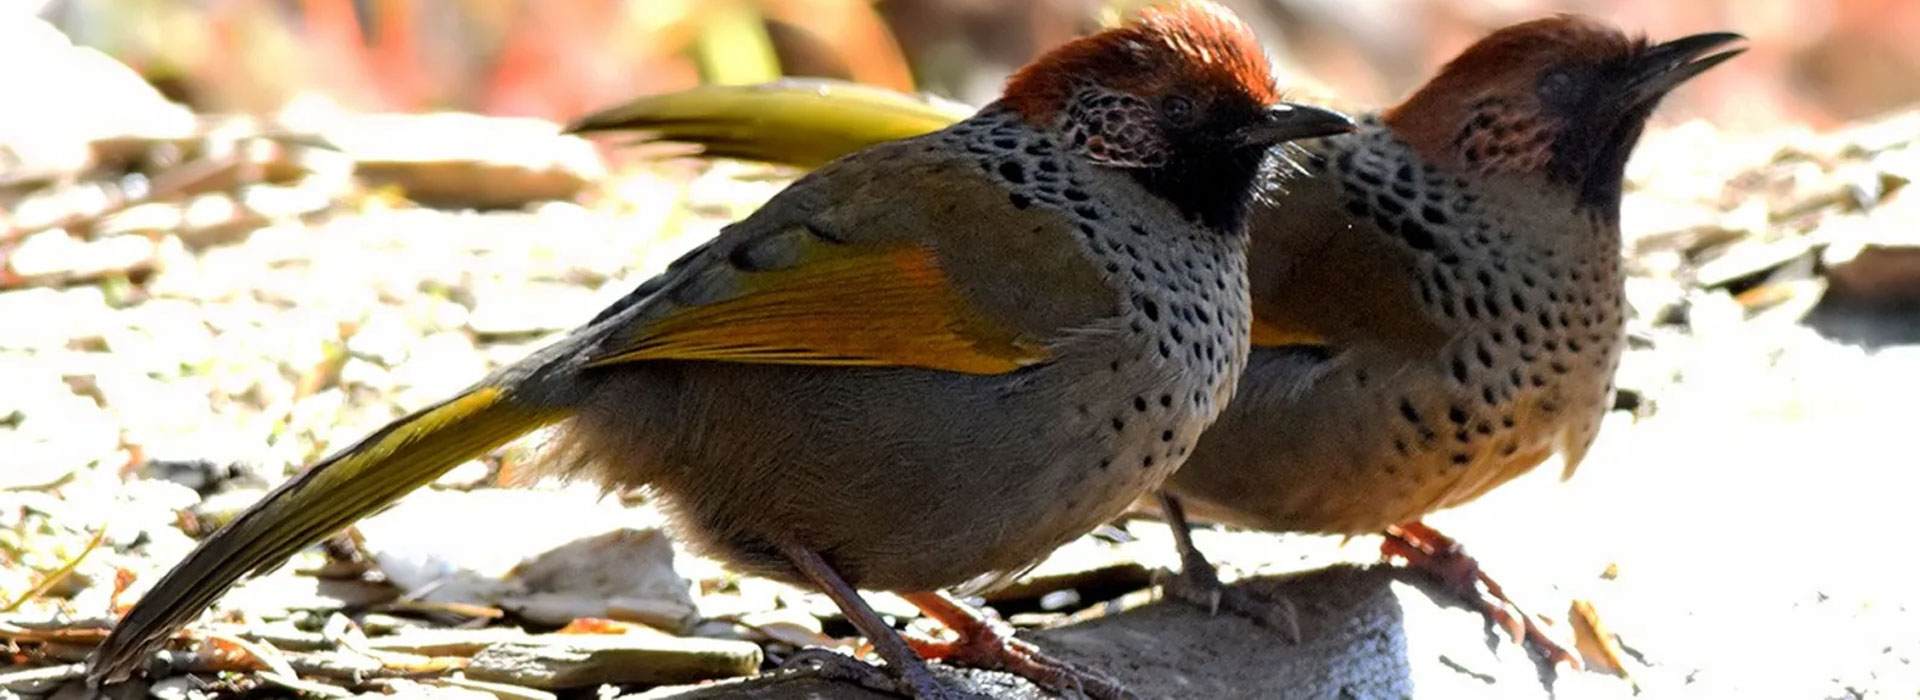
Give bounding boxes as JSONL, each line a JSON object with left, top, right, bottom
{"left": 1243, "top": 155, "right": 1451, "bottom": 356}
{"left": 584, "top": 145, "right": 1120, "bottom": 375}
{"left": 588, "top": 234, "right": 1049, "bottom": 373}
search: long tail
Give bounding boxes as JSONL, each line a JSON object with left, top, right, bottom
{"left": 87, "top": 385, "right": 565, "bottom": 684}
{"left": 565, "top": 78, "right": 970, "bottom": 169}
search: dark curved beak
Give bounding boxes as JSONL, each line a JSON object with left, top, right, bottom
{"left": 1235, "top": 102, "right": 1355, "bottom": 148}
{"left": 1623, "top": 31, "right": 1746, "bottom": 105}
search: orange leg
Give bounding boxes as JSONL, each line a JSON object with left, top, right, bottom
{"left": 901, "top": 591, "right": 1137, "bottom": 700}
{"left": 1382, "top": 521, "right": 1580, "bottom": 669}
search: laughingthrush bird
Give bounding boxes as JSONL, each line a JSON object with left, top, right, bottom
{"left": 567, "top": 15, "right": 1745, "bottom": 664}
{"left": 85, "top": 3, "right": 1355, "bottom": 698}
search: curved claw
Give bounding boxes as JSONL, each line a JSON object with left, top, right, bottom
{"left": 1154, "top": 566, "right": 1302, "bottom": 642}
{"left": 774, "top": 647, "right": 905, "bottom": 695}
{"left": 1383, "top": 521, "right": 1582, "bottom": 670}
{"left": 902, "top": 592, "right": 1139, "bottom": 700}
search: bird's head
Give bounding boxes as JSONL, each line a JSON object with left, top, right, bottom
{"left": 1001, "top": 0, "right": 1354, "bottom": 230}
{"left": 1383, "top": 15, "right": 1744, "bottom": 212}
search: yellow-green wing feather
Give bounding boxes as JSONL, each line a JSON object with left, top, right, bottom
{"left": 567, "top": 78, "right": 972, "bottom": 169}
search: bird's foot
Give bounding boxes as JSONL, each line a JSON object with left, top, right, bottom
{"left": 774, "top": 647, "right": 910, "bottom": 695}
{"left": 903, "top": 592, "right": 1137, "bottom": 700}
{"left": 1383, "top": 520, "right": 1580, "bottom": 669}
{"left": 1152, "top": 564, "right": 1301, "bottom": 642}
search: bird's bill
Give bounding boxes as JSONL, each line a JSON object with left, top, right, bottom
{"left": 1624, "top": 31, "right": 1746, "bottom": 104}
{"left": 1234, "top": 102, "right": 1356, "bottom": 148}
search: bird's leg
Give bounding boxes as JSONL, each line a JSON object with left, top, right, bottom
{"left": 778, "top": 542, "right": 962, "bottom": 699}
{"left": 1381, "top": 520, "right": 1579, "bottom": 669}
{"left": 900, "top": 590, "right": 1137, "bottom": 700}
{"left": 1152, "top": 492, "right": 1301, "bottom": 640}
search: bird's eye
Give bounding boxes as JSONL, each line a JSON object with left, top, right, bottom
{"left": 1536, "top": 67, "right": 1580, "bottom": 107}
{"left": 1161, "top": 95, "right": 1196, "bottom": 125}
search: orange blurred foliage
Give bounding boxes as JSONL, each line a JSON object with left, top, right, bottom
{"left": 34, "top": 0, "right": 1920, "bottom": 132}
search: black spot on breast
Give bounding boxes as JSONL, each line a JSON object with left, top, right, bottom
{"left": 1421, "top": 205, "right": 1448, "bottom": 225}
{"left": 1398, "top": 220, "right": 1437, "bottom": 250}
{"left": 1009, "top": 193, "right": 1032, "bottom": 209}
{"left": 997, "top": 161, "right": 1026, "bottom": 184}
{"left": 1159, "top": 394, "right": 1173, "bottom": 408}
{"left": 1142, "top": 455, "right": 1156, "bottom": 469}
{"left": 1448, "top": 406, "right": 1469, "bottom": 425}
{"left": 1161, "top": 430, "right": 1174, "bottom": 442}
{"left": 1111, "top": 417, "right": 1126, "bottom": 431}
{"left": 1375, "top": 194, "right": 1406, "bottom": 216}
{"left": 1074, "top": 205, "right": 1101, "bottom": 220}
{"left": 1064, "top": 188, "right": 1089, "bottom": 202}
{"left": 1399, "top": 399, "right": 1423, "bottom": 425}
{"left": 1451, "top": 357, "right": 1470, "bottom": 384}
{"left": 1134, "top": 396, "right": 1148, "bottom": 412}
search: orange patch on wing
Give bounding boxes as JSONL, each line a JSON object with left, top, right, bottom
{"left": 592, "top": 245, "right": 1049, "bottom": 374}
{"left": 1248, "top": 315, "right": 1327, "bottom": 348}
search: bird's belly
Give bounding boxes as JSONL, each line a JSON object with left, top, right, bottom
{"left": 561, "top": 350, "right": 1227, "bottom": 592}
{"left": 1166, "top": 341, "right": 1616, "bottom": 536}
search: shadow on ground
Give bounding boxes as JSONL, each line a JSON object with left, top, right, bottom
{"left": 641, "top": 565, "right": 1562, "bottom": 699}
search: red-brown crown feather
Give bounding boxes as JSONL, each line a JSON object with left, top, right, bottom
{"left": 1383, "top": 15, "right": 1647, "bottom": 165}
{"left": 1002, "top": 1, "right": 1281, "bottom": 124}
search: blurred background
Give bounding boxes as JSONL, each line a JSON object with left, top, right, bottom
{"left": 4, "top": 2, "right": 1920, "bottom": 698}
{"left": 24, "top": 0, "right": 1920, "bottom": 134}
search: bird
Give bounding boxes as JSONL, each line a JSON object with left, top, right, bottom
{"left": 564, "top": 15, "right": 1745, "bottom": 665}
{"left": 85, "top": 2, "right": 1355, "bottom": 698}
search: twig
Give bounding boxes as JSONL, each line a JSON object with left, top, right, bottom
{"left": 2, "top": 521, "right": 109, "bottom": 613}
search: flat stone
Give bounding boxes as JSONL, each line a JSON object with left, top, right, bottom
{"left": 464, "top": 633, "right": 762, "bottom": 689}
